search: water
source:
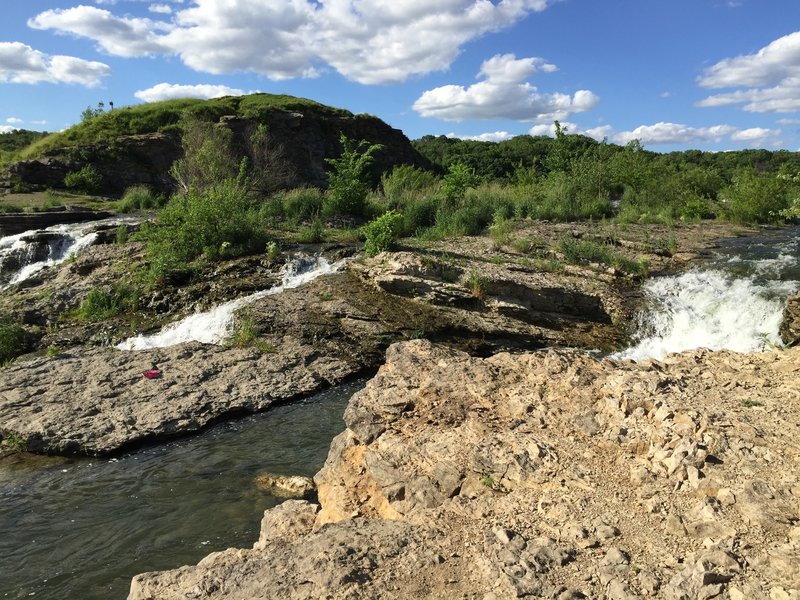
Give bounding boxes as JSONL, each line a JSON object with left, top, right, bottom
{"left": 0, "top": 380, "right": 362, "bottom": 600}
{"left": 0, "top": 217, "right": 139, "bottom": 289}
{"left": 615, "top": 227, "right": 800, "bottom": 361}
{"left": 117, "top": 255, "right": 345, "bottom": 350}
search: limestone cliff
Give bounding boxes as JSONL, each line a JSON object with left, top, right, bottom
{"left": 129, "top": 340, "right": 800, "bottom": 599}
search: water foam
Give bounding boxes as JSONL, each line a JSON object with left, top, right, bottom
{"left": 117, "top": 255, "right": 343, "bottom": 350}
{"left": 613, "top": 269, "right": 797, "bottom": 362}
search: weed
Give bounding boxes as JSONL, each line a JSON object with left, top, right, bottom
{"left": 481, "top": 475, "right": 497, "bottom": 489}
{"left": 1, "top": 431, "right": 26, "bottom": 453}
{"left": 0, "top": 320, "right": 29, "bottom": 365}
{"left": 463, "top": 269, "right": 491, "bottom": 299}
{"left": 114, "top": 224, "right": 128, "bottom": 245}
{"left": 76, "top": 285, "right": 139, "bottom": 322}
{"left": 45, "top": 345, "right": 60, "bottom": 357}
{"left": 362, "top": 210, "right": 403, "bottom": 257}
{"left": 740, "top": 399, "right": 763, "bottom": 408}
{"left": 227, "top": 315, "right": 277, "bottom": 353}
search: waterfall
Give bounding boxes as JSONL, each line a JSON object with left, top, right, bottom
{"left": 0, "top": 218, "right": 136, "bottom": 289}
{"left": 614, "top": 229, "right": 799, "bottom": 362}
{"left": 612, "top": 270, "right": 796, "bottom": 361}
{"left": 117, "top": 255, "right": 344, "bottom": 350}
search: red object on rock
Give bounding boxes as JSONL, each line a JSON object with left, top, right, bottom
{"left": 142, "top": 369, "right": 162, "bottom": 379}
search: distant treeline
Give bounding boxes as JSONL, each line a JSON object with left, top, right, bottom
{"left": 0, "top": 129, "right": 48, "bottom": 156}
{"left": 412, "top": 131, "right": 800, "bottom": 183}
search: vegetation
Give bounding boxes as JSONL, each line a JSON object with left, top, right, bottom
{"left": 119, "top": 185, "right": 164, "bottom": 212}
{"left": 64, "top": 165, "right": 102, "bottom": 194}
{"left": 0, "top": 320, "right": 29, "bottom": 366}
{"left": 362, "top": 210, "right": 403, "bottom": 256}
{"left": 76, "top": 285, "right": 140, "bottom": 322}
{"left": 323, "top": 135, "right": 383, "bottom": 218}
{"left": 558, "top": 236, "right": 648, "bottom": 276}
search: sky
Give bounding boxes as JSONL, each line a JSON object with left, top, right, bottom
{"left": 2, "top": 0, "right": 800, "bottom": 152}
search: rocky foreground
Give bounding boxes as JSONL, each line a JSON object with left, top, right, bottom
{"left": 129, "top": 339, "right": 800, "bottom": 599}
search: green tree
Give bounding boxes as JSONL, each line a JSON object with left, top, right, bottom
{"left": 323, "top": 134, "right": 383, "bottom": 218}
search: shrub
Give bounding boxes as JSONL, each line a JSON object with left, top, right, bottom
{"left": 722, "top": 169, "right": 790, "bottom": 224}
{"left": 323, "top": 135, "right": 383, "bottom": 218}
{"left": 272, "top": 187, "right": 323, "bottom": 223}
{"left": 64, "top": 165, "right": 102, "bottom": 193}
{"left": 120, "top": 185, "right": 161, "bottom": 212}
{"left": 558, "top": 237, "right": 647, "bottom": 276}
{"left": 463, "top": 270, "right": 491, "bottom": 299}
{"left": 77, "top": 285, "right": 139, "bottom": 322}
{"left": 381, "top": 165, "right": 439, "bottom": 205}
{"left": 440, "top": 162, "right": 478, "bottom": 205}
{"left": 0, "top": 321, "right": 28, "bottom": 365}
{"left": 362, "top": 210, "right": 403, "bottom": 257}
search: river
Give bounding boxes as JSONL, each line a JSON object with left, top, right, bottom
{"left": 0, "top": 381, "right": 363, "bottom": 600}
{"left": 0, "top": 225, "right": 798, "bottom": 599}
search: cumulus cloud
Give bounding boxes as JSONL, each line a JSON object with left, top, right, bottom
{"left": 413, "top": 53, "right": 598, "bottom": 122}
{"left": 698, "top": 31, "right": 800, "bottom": 113}
{"left": 729, "top": 127, "right": 781, "bottom": 142}
{"left": 28, "top": 0, "right": 557, "bottom": 84}
{"left": 0, "top": 125, "right": 18, "bottom": 134}
{"left": 528, "top": 121, "right": 611, "bottom": 141}
{"left": 614, "top": 122, "right": 736, "bottom": 145}
{"left": 134, "top": 82, "right": 250, "bottom": 102}
{"left": 149, "top": 3, "right": 172, "bottom": 13}
{"left": 6, "top": 117, "right": 23, "bottom": 124}
{"left": 447, "top": 131, "right": 515, "bottom": 142}
{"left": 0, "top": 42, "right": 110, "bottom": 86}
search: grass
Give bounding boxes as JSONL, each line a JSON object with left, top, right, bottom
{"left": 558, "top": 236, "right": 648, "bottom": 277}
{"left": 76, "top": 285, "right": 140, "bottom": 322}
{"left": 0, "top": 321, "right": 29, "bottom": 366}
{"left": 227, "top": 315, "right": 277, "bottom": 353}
{"left": 1, "top": 431, "right": 26, "bottom": 453}
{"left": 463, "top": 269, "right": 491, "bottom": 299}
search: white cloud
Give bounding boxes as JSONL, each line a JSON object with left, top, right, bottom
{"left": 698, "top": 31, "right": 800, "bottom": 113}
{"left": 778, "top": 118, "right": 800, "bottom": 125}
{"left": 0, "top": 126, "right": 18, "bottom": 134}
{"left": 6, "top": 117, "right": 23, "bottom": 124}
{"left": 134, "top": 82, "right": 250, "bottom": 102}
{"left": 0, "top": 42, "right": 110, "bottom": 86}
{"left": 447, "top": 131, "right": 514, "bottom": 142}
{"left": 729, "top": 127, "right": 781, "bottom": 142}
{"left": 28, "top": 0, "right": 557, "bottom": 84}
{"left": 149, "top": 3, "right": 172, "bottom": 14}
{"left": 614, "top": 122, "right": 736, "bottom": 145}
{"left": 413, "top": 53, "right": 598, "bottom": 122}
{"left": 29, "top": 6, "right": 171, "bottom": 58}
{"left": 528, "top": 121, "right": 611, "bottom": 141}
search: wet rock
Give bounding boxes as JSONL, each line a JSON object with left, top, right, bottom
{"left": 254, "top": 474, "right": 315, "bottom": 498}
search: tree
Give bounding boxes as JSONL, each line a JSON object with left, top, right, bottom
{"left": 323, "top": 134, "right": 383, "bottom": 218}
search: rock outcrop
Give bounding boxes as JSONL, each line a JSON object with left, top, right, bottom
{"left": 0, "top": 206, "right": 113, "bottom": 237}
{"left": 781, "top": 290, "right": 800, "bottom": 347}
{"left": 1, "top": 100, "right": 427, "bottom": 197}
{"left": 130, "top": 340, "right": 800, "bottom": 599}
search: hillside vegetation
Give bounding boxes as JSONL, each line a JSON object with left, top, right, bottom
{"left": 15, "top": 94, "right": 349, "bottom": 160}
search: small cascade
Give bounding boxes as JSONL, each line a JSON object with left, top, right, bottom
{"left": 117, "top": 255, "right": 344, "bottom": 350}
{"left": 614, "top": 228, "right": 799, "bottom": 362}
{"left": 612, "top": 270, "right": 796, "bottom": 361}
{"left": 0, "top": 217, "right": 136, "bottom": 289}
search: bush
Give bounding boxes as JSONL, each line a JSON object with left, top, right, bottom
{"left": 144, "top": 178, "right": 267, "bottom": 281}
{"left": 381, "top": 165, "right": 439, "bottom": 205}
{"left": 722, "top": 169, "right": 790, "bottom": 224}
{"left": 0, "top": 321, "right": 28, "bottom": 365}
{"left": 120, "top": 185, "right": 161, "bottom": 212}
{"left": 440, "top": 163, "right": 478, "bottom": 205}
{"left": 64, "top": 165, "right": 102, "bottom": 193}
{"left": 77, "top": 285, "right": 139, "bottom": 322}
{"left": 323, "top": 135, "right": 383, "bottom": 218}
{"left": 362, "top": 210, "right": 403, "bottom": 257}
{"left": 270, "top": 187, "right": 323, "bottom": 223}
{"left": 558, "top": 236, "right": 647, "bottom": 276}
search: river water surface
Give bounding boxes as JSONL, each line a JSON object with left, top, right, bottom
{"left": 0, "top": 381, "right": 362, "bottom": 600}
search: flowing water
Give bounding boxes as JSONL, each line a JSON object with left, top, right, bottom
{"left": 614, "top": 226, "right": 799, "bottom": 361}
{"left": 117, "top": 255, "right": 344, "bottom": 350}
{"left": 0, "top": 380, "right": 362, "bottom": 600}
{"left": 0, "top": 217, "right": 139, "bottom": 290}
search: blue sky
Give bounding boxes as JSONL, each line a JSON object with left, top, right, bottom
{"left": 2, "top": 0, "right": 800, "bottom": 152}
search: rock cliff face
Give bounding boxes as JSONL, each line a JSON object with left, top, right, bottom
{"left": 2, "top": 109, "right": 426, "bottom": 197}
{"left": 130, "top": 340, "right": 800, "bottom": 599}
{"left": 781, "top": 290, "right": 800, "bottom": 347}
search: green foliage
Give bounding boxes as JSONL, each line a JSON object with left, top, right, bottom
{"left": 323, "top": 135, "right": 383, "bottom": 218}
{"left": 144, "top": 178, "right": 267, "bottom": 282}
{"left": 0, "top": 129, "right": 48, "bottom": 154}
{"left": 381, "top": 164, "right": 439, "bottom": 204}
{"left": 440, "top": 162, "right": 479, "bottom": 204}
{"left": 463, "top": 269, "right": 491, "bottom": 299}
{"left": 362, "top": 210, "right": 403, "bottom": 256}
{"left": 77, "top": 285, "right": 140, "bottom": 322}
{"left": 558, "top": 237, "right": 647, "bottom": 276}
{"left": 264, "top": 241, "right": 280, "bottom": 264}
{"left": 0, "top": 320, "right": 29, "bottom": 366}
{"left": 120, "top": 185, "right": 162, "bottom": 212}
{"left": 115, "top": 224, "right": 129, "bottom": 245}
{"left": 299, "top": 216, "right": 325, "bottom": 243}
{"left": 1, "top": 431, "right": 26, "bottom": 453}
{"left": 721, "top": 169, "right": 790, "bottom": 224}
{"left": 264, "top": 187, "right": 323, "bottom": 223}
{"left": 81, "top": 102, "right": 106, "bottom": 122}
{"left": 227, "top": 314, "right": 276, "bottom": 353}
{"left": 170, "top": 116, "right": 240, "bottom": 194}
{"left": 64, "top": 165, "right": 102, "bottom": 193}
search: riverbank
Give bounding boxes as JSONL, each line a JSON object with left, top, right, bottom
{"left": 0, "top": 220, "right": 764, "bottom": 456}
{"left": 129, "top": 339, "right": 800, "bottom": 599}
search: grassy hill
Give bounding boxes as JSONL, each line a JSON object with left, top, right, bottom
{"left": 16, "top": 94, "right": 352, "bottom": 160}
